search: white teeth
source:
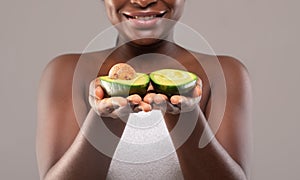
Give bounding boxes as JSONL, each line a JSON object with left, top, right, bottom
{"left": 134, "top": 15, "right": 156, "bottom": 20}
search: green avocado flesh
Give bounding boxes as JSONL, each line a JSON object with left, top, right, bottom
{"left": 150, "top": 69, "right": 198, "bottom": 96}
{"left": 99, "top": 73, "right": 150, "bottom": 97}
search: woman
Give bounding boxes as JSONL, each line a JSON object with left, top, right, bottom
{"left": 36, "top": 0, "right": 252, "bottom": 179}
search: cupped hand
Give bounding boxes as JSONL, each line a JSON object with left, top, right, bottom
{"left": 144, "top": 79, "right": 202, "bottom": 115}
{"left": 89, "top": 78, "right": 151, "bottom": 119}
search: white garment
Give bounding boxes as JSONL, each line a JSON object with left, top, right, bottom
{"left": 107, "top": 110, "right": 184, "bottom": 180}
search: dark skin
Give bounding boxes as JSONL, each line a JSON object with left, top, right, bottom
{"left": 36, "top": 0, "right": 252, "bottom": 179}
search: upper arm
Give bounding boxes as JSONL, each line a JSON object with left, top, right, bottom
{"left": 36, "top": 54, "right": 86, "bottom": 178}
{"left": 205, "top": 56, "right": 252, "bottom": 176}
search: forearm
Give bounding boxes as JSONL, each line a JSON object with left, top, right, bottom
{"left": 43, "top": 110, "right": 126, "bottom": 180}
{"left": 164, "top": 108, "right": 247, "bottom": 180}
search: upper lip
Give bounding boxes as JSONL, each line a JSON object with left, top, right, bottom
{"left": 123, "top": 10, "right": 167, "bottom": 18}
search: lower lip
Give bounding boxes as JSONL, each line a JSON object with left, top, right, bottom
{"left": 127, "top": 17, "right": 161, "bottom": 29}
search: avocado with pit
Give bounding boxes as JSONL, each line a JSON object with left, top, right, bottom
{"left": 99, "top": 73, "right": 150, "bottom": 97}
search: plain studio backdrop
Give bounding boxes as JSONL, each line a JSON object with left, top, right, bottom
{"left": 1, "top": 0, "right": 299, "bottom": 179}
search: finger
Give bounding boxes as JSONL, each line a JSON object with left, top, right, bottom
{"left": 194, "top": 78, "right": 203, "bottom": 98}
{"left": 89, "top": 79, "right": 96, "bottom": 97}
{"left": 169, "top": 95, "right": 201, "bottom": 113}
{"left": 180, "top": 96, "right": 194, "bottom": 108}
{"left": 89, "top": 95, "right": 100, "bottom": 115}
{"left": 95, "top": 77, "right": 102, "bottom": 86}
{"left": 170, "top": 95, "right": 181, "bottom": 105}
{"left": 110, "top": 97, "right": 128, "bottom": 107}
{"left": 197, "top": 78, "right": 203, "bottom": 88}
{"left": 110, "top": 104, "right": 132, "bottom": 119}
{"left": 193, "top": 85, "right": 202, "bottom": 97}
{"left": 180, "top": 96, "right": 201, "bottom": 112}
{"left": 97, "top": 97, "right": 127, "bottom": 115}
{"left": 89, "top": 79, "right": 104, "bottom": 99}
{"left": 170, "top": 95, "right": 192, "bottom": 107}
{"left": 127, "top": 94, "right": 142, "bottom": 105}
{"left": 137, "top": 101, "right": 152, "bottom": 112}
{"left": 143, "top": 93, "right": 156, "bottom": 104}
{"left": 166, "top": 101, "right": 181, "bottom": 115}
{"left": 95, "top": 86, "right": 104, "bottom": 100}
{"left": 98, "top": 98, "right": 114, "bottom": 114}
{"left": 153, "top": 94, "right": 168, "bottom": 105}
{"left": 152, "top": 96, "right": 167, "bottom": 112}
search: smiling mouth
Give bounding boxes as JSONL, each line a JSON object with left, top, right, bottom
{"left": 123, "top": 12, "right": 166, "bottom": 21}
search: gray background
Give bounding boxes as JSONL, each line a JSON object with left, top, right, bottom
{"left": 1, "top": 0, "right": 299, "bottom": 179}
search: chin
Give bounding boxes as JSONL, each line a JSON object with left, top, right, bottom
{"left": 130, "top": 38, "right": 163, "bottom": 47}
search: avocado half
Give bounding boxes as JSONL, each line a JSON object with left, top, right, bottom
{"left": 150, "top": 69, "right": 198, "bottom": 96}
{"left": 99, "top": 73, "right": 150, "bottom": 97}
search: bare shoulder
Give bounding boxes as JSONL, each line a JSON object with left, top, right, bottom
{"left": 40, "top": 49, "right": 112, "bottom": 90}
{"left": 37, "top": 50, "right": 113, "bottom": 123}
{"left": 40, "top": 54, "right": 81, "bottom": 85}
{"left": 46, "top": 53, "right": 82, "bottom": 69}
{"left": 217, "top": 56, "right": 252, "bottom": 102}
{"left": 38, "top": 54, "right": 85, "bottom": 107}
{"left": 217, "top": 55, "right": 250, "bottom": 81}
{"left": 39, "top": 54, "right": 83, "bottom": 100}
